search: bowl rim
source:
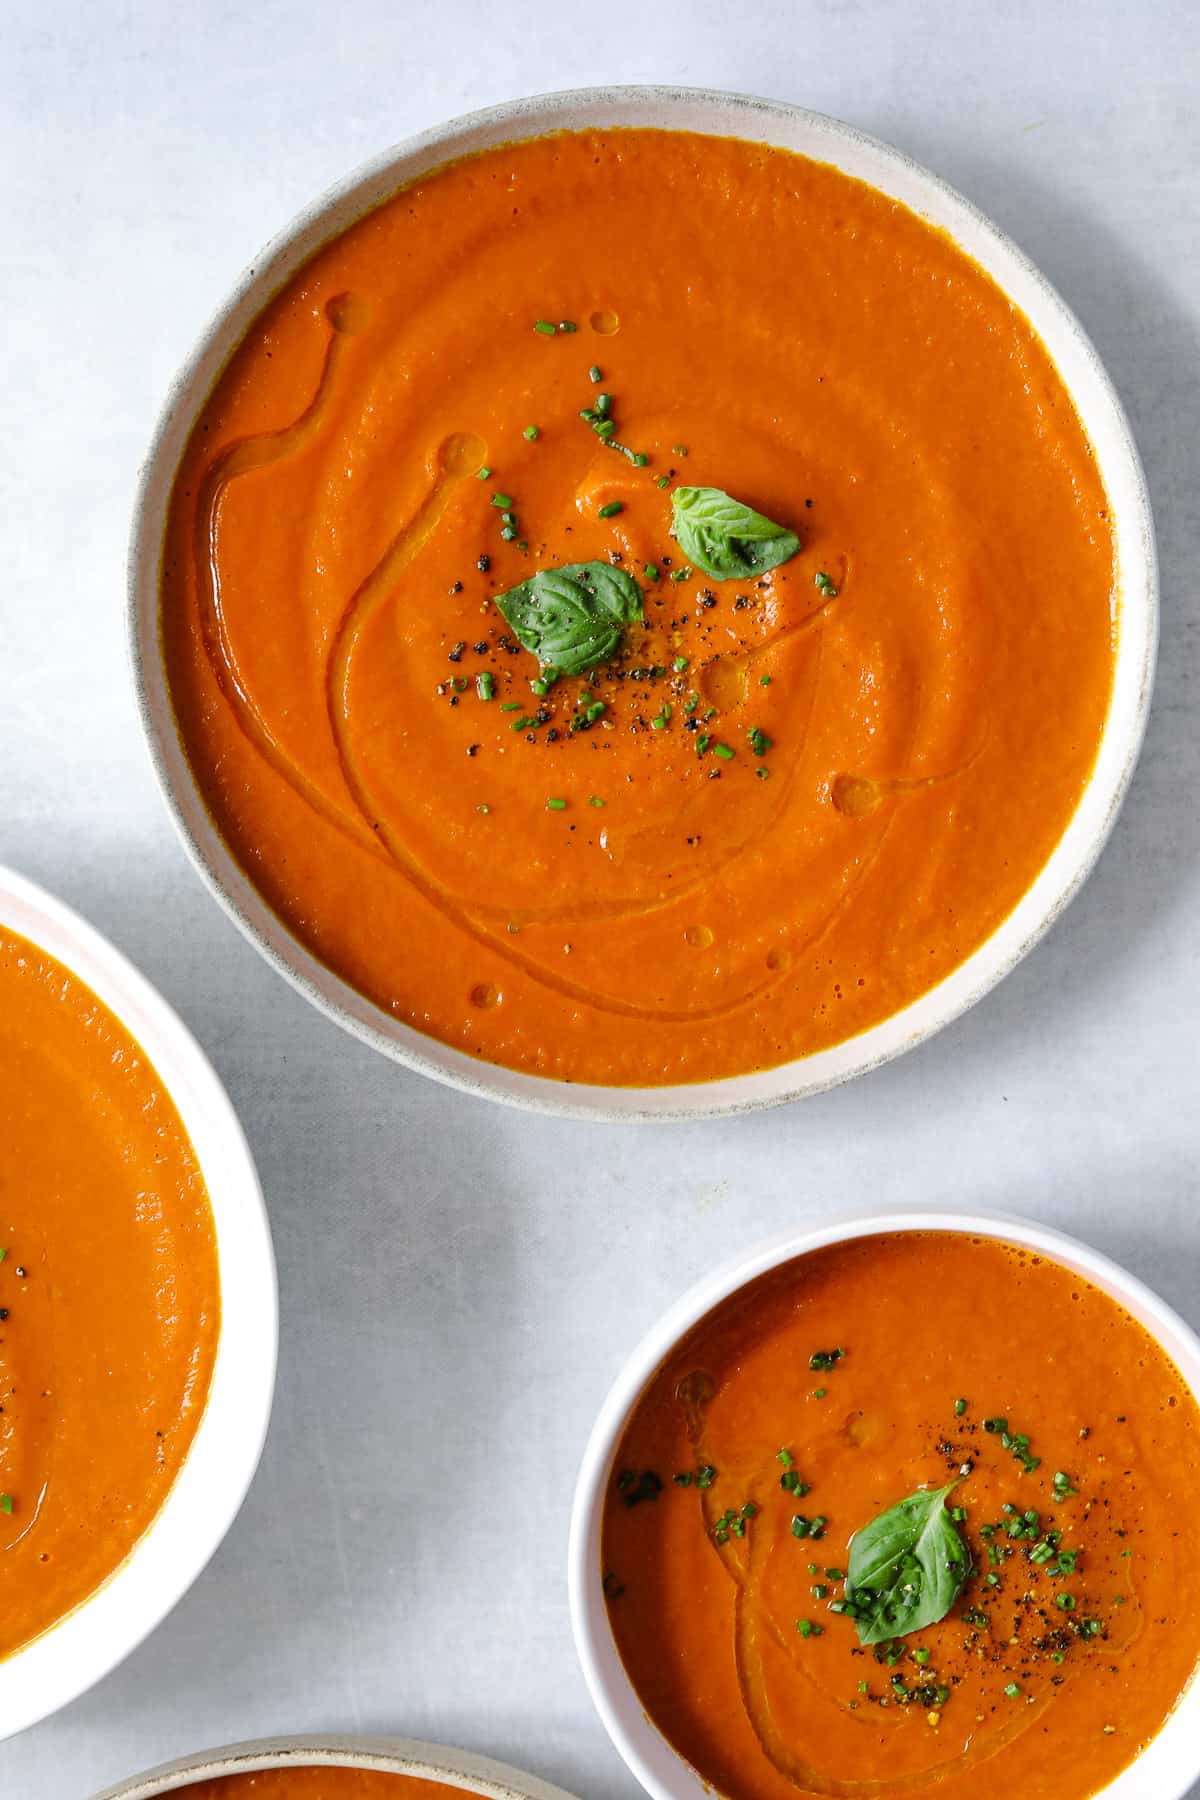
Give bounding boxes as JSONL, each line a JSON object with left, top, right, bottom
{"left": 0, "top": 863, "right": 278, "bottom": 1740}
{"left": 566, "top": 1207, "right": 1200, "bottom": 1800}
{"left": 128, "top": 84, "right": 1159, "bottom": 1123}
{"left": 90, "top": 1733, "right": 582, "bottom": 1800}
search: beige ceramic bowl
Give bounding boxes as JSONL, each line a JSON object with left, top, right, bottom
{"left": 129, "top": 87, "right": 1157, "bottom": 1121}
{"left": 0, "top": 865, "right": 277, "bottom": 1741}
{"left": 92, "top": 1735, "right": 581, "bottom": 1800}
{"left": 568, "top": 1209, "right": 1200, "bottom": 1800}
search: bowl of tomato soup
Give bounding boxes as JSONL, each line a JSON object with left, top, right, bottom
{"left": 132, "top": 87, "right": 1156, "bottom": 1118}
{"left": 569, "top": 1213, "right": 1200, "bottom": 1800}
{"left": 0, "top": 865, "right": 276, "bottom": 1739}
{"left": 92, "top": 1734, "right": 582, "bottom": 1800}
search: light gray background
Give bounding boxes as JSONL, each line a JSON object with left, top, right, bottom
{"left": 3, "top": 2, "right": 1198, "bottom": 1795}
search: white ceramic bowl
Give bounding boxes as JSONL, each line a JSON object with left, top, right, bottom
{"left": 91, "top": 1734, "right": 581, "bottom": 1800}
{"left": 568, "top": 1209, "right": 1200, "bottom": 1800}
{"left": 129, "top": 87, "right": 1158, "bottom": 1122}
{"left": 0, "top": 866, "right": 277, "bottom": 1740}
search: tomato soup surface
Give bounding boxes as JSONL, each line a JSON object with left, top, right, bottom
{"left": 181, "top": 1770, "right": 468, "bottom": 1797}
{"left": 0, "top": 927, "right": 219, "bottom": 1657}
{"left": 602, "top": 1233, "right": 1200, "bottom": 1799}
{"left": 162, "top": 129, "right": 1115, "bottom": 1086}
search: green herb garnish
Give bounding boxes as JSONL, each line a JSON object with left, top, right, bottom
{"left": 671, "top": 486, "right": 800, "bottom": 581}
{"left": 493, "top": 562, "right": 643, "bottom": 676}
{"left": 843, "top": 1483, "right": 971, "bottom": 1647}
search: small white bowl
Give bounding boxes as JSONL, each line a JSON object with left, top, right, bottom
{"left": 91, "top": 1734, "right": 582, "bottom": 1800}
{"left": 129, "top": 87, "right": 1157, "bottom": 1122}
{"left": 0, "top": 865, "right": 277, "bottom": 1741}
{"left": 568, "top": 1210, "right": 1200, "bottom": 1800}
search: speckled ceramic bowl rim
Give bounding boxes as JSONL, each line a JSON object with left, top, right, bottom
{"left": 0, "top": 865, "right": 277, "bottom": 1742}
{"left": 128, "top": 86, "right": 1158, "bottom": 1122}
{"left": 568, "top": 1207, "right": 1200, "bottom": 1800}
{"left": 91, "top": 1734, "right": 582, "bottom": 1800}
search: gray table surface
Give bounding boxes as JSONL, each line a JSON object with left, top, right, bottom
{"left": 3, "top": 2, "right": 1198, "bottom": 1795}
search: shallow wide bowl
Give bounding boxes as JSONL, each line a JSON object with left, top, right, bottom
{"left": 130, "top": 86, "right": 1157, "bottom": 1122}
{"left": 0, "top": 866, "right": 277, "bottom": 1740}
{"left": 568, "top": 1209, "right": 1200, "bottom": 1800}
{"left": 92, "top": 1734, "right": 581, "bottom": 1800}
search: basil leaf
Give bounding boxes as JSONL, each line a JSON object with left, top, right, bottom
{"left": 493, "top": 562, "right": 644, "bottom": 676}
{"left": 845, "top": 1483, "right": 971, "bottom": 1646}
{"left": 670, "top": 487, "right": 800, "bottom": 581}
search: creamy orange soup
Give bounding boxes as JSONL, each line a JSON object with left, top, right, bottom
{"left": 162, "top": 129, "right": 1115, "bottom": 1086}
{"left": 603, "top": 1233, "right": 1200, "bottom": 1799}
{"left": 0, "top": 926, "right": 219, "bottom": 1655}
{"left": 183, "top": 1770, "right": 480, "bottom": 1797}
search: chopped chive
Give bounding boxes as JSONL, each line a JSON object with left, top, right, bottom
{"left": 595, "top": 393, "right": 612, "bottom": 416}
{"left": 756, "top": 767, "right": 770, "bottom": 780}
{"left": 477, "top": 466, "right": 492, "bottom": 480}
{"left": 500, "top": 525, "right": 517, "bottom": 541}
{"left": 713, "top": 743, "right": 735, "bottom": 761}
{"left": 673, "top": 656, "right": 688, "bottom": 673}
{"left": 1004, "top": 1683, "right": 1021, "bottom": 1699}
{"left": 523, "top": 425, "right": 540, "bottom": 441}
{"left": 656, "top": 474, "right": 670, "bottom": 489}
{"left": 598, "top": 500, "right": 624, "bottom": 519}
{"left": 814, "top": 1386, "right": 826, "bottom": 1398}
{"left": 1056, "top": 1593, "right": 1076, "bottom": 1611}
{"left": 814, "top": 570, "right": 839, "bottom": 598}
{"left": 796, "top": 1618, "right": 822, "bottom": 1639}
{"left": 588, "top": 795, "right": 605, "bottom": 808}
{"left": 0, "top": 1494, "right": 11, "bottom": 1516}
{"left": 589, "top": 364, "right": 602, "bottom": 382}
{"left": 759, "top": 673, "right": 771, "bottom": 685}
{"left": 595, "top": 420, "right": 617, "bottom": 439}
{"left": 955, "top": 1398, "right": 967, "bottom": 1416}
{"left": 586, "top": 701, "right": 606, "bottom": 721}
{"left": 492, "top": 493, "right": 513, "bottom": 509}
{"left": 695, "top": 735, "right": 711, "bottom": 756}
{"left": 533, "top": 320, "right": 556, "bottom": 335}
{"left": 546, "top": 797, "right": 567, "bottom": 811}
{"left": 500, "top": 701, "right": 521, "bottom": 711}
{"left": 631, "top": 452, "right": 649, "bottom": 467}
{"left": 644, "top": 563, "right": 659, "bottom": 581}
{"left": 669, "top": 567, "right": 690, "bottom": 582}
{"left": 558, "top": 320, "right": 577, "bottom": 333}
